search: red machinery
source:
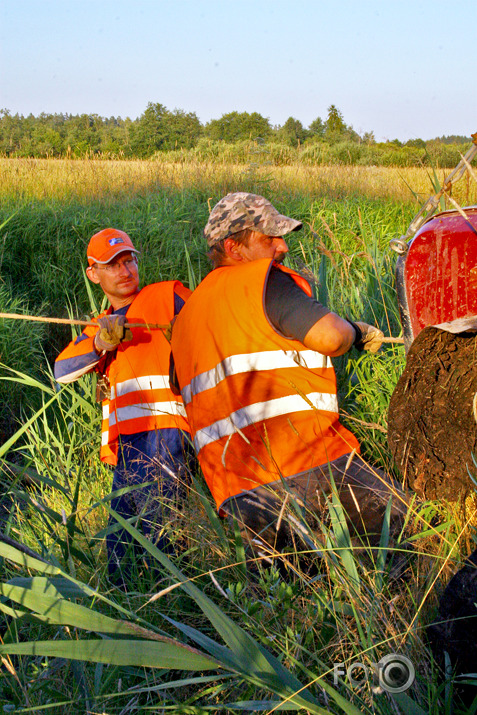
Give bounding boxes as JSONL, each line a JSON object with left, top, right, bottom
{"left": 390, "top": 134, "right": 477, "bottom": 349}
{"left": 393, "top": 207, "right": 477, "bottom": 349}
{"left": 387, "top": 136, "right": 477, "bottom": 501}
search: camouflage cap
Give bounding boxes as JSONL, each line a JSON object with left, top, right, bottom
{"left": 204, "top": 192, "right": 302, "bottom": 246}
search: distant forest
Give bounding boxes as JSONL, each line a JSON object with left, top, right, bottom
{"left": 0, "top": 103, "right": 472, "bottom": 167}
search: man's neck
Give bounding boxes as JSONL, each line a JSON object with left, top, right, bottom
{"left": 108, "top": 290, "right": 140, "bottom": 311}
{"left": 217, "top": 255, "right": 242, "bottom": 268}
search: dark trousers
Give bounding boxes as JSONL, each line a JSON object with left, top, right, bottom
{"left": 106, "top": 428, "right": 195, "bottom": 583}
{"left": 224, "top": 452, "right": 408, "bottom": 562}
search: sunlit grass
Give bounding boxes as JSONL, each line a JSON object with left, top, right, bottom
{"left": 0, "top": 158, "right": 476, "bottom": 711}
{"left": 2, "top": 157, "right": 476, "bottom": 205}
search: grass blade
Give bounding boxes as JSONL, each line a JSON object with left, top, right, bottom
{"left": 0, "top": 639, "right": 219, "bottom": 671}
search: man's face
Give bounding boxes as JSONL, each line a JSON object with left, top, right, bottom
{"left": 238, "top": 232, "right": 289, "bottom": 263}
{"left": 87, "top": 251, "right": 140, "bottom": 308}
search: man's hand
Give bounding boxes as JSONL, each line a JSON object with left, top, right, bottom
{"left": 94, "top": 315, "right": 131, "bottom": 352}
{"left": 353, "top": 321, "right": 384, "bottom": 353}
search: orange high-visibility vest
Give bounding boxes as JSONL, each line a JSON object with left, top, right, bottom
{"left": 100, "top": 282, "right": 190, "bottom": 465}
{"left": 171, "top": 259, "right": 359, "bottom": 512}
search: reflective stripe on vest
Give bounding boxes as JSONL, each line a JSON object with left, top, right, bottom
{"left": 182, "top": 349, "right": 329, "bottom": 405}
{"left": 101, "top": 403, "right": 109, "bottom": 446}
{"left": 111, "top": 373, "right": 170, "bottom": 399}
{"left": 107, "top": 372, "right": 185, "bottom": 427}
{"left": 108, "top": 400, "right": 186, "bottom": 428}
{"left": 193, "top": 390, "right": 339, "bottom": 453}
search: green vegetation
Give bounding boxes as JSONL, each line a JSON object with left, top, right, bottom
{"left": 0, "top": 103, "right": 472, "bottom": 167}
{"left": 0, "top": 162, "right": 475, "bottom": 712}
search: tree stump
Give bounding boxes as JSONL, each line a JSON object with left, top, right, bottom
{"left": 388, "top": 326, "right": 477, "bottom": 500}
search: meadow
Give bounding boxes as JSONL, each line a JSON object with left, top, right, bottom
{"left": 0, "top": 156, "right": 476, "bottom": 714}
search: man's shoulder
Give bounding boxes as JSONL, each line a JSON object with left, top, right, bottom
{"left": 140, "top": 280, "right": 189, "bottom": 292}
{"left": 132, "top": 282, "right": 177, "bottom": 301}
{"left": 141, "top": 281, "right": 174, "bottom": 293}
{"left": 214, "top": 259, "right": 273, "bottom": 279}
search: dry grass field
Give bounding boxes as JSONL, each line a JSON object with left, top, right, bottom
{"left": 2, "top": 157, "right": 476, "bottom": 206}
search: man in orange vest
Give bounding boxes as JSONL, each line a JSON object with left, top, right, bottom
{"left": 55, "top": 228, "right": 194, "bottom": 584}
{"left": 171, "top": 193, "right": 407, "bottom": 564}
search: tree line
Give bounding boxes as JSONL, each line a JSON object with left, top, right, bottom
{"left": 0, "top": 103, "right": 472, "bottom": 166}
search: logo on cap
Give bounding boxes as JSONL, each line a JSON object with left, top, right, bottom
{"left": 108, "top": 238, "right": 124, "bottom": 246}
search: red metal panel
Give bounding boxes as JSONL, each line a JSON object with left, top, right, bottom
{"left": 404, "top": 207, "right": 477, "bottom": 338}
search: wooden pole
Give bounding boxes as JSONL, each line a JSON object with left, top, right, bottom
{"left": 381, "top": 336, "right": 404, "bottom": 344}
{"left": 0, "top": 312, "right": 169, "bottom": 331}
{"left": 0, "top": 311, "right": 405, "bottom": 342}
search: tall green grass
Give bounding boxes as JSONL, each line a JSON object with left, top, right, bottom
{"left": 0, "top": 191, "right": 413, "bottom": 320}
{"left": 0, "top": 174, "right": 475, "bottom": 712}
{"left": 0, "top": 377, "right": 471, "bottom": 712}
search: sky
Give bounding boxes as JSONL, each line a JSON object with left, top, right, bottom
{"left": 1, "top": 0, "right": 476, "bottom": 143}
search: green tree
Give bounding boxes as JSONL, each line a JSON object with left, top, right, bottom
{"left": 205, "top": 111, "right": 271, "bottom": 142}
{"left": 130, "top": 103, "right": 202, "bottom": 157}
{"left": 437, "top": 134, "right": 472, "bottom": 144}
{"left": 64, "top": 114, "right": 102, "bottom": 156}
{"left": 98, "top": 116, "right": 132, "bottom": 157}
{"left": 0, "top": 109, "right": 23, "bottom": 155}
{"left": 405, "top": 138, "right": 426, "bottom": 149}
{"left": 12, "top": 113, "right": 36, "bottom": 156}
{"left": 324, "top": 105, "right": 361, "bottom": 144}
{"left": 325, "top": 105, "right": 346, "bottom": 135}
{"left": 276, "top": 117, "right": 308, "bottom": 147}
{"left": 129, "top": 102, "right": 169, "bottom": 157}
{"left": 29, "top": 112, "right": 67, "bottom": 157}
{"left": 308, "top": 116, "right": 325, "bottom": 139}
{"left": 162, "top": 108, "right": 203, "bottom": 150}
{"left": 361, "top": 131, "right": 376, "bottom": 145}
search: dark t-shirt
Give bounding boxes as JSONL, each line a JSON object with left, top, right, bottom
{"left": 265, "top": 265, "right": 329, "bottom": 342}
{"left": 169, "top": 266, "right": 329, "bottom": 393}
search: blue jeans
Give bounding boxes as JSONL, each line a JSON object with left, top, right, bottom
{"left": 106, "top": 428, "right": 194, "bottom": 583}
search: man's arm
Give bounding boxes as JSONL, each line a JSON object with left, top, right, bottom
{"left": 54, "top": 303, "right": 135, "bottom": 384}
{"left": 54, "top": 325, "right": 102, "bottom": 384}
{"left": 302, "top": 313, "right": 356, "bottom": 356}
{"left": 265, "top": 266, "right": 382, "bottom": 356}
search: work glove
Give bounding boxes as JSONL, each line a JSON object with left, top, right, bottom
{"left": 350, "top": 321, "right": 384, "bottom": 353}
{"left": 94, "top": 315, "right": 132, "bottom": 352}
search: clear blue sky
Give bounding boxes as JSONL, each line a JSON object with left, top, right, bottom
{"left": 1, "top": 0, "right": 475, "bottom": 142}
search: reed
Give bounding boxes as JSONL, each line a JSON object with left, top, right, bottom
{"left": 2, "top": 157, "right": 476, "bottom": 205}
{"left": 0, "top": 159, "right": 475, "bottom": 712}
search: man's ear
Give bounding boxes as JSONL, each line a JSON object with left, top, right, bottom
{"left": 223, "top": 238, "right": 243, "bottom": 262}
{"left": 86, "top": 266, "right": 101, "bottom": 285}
